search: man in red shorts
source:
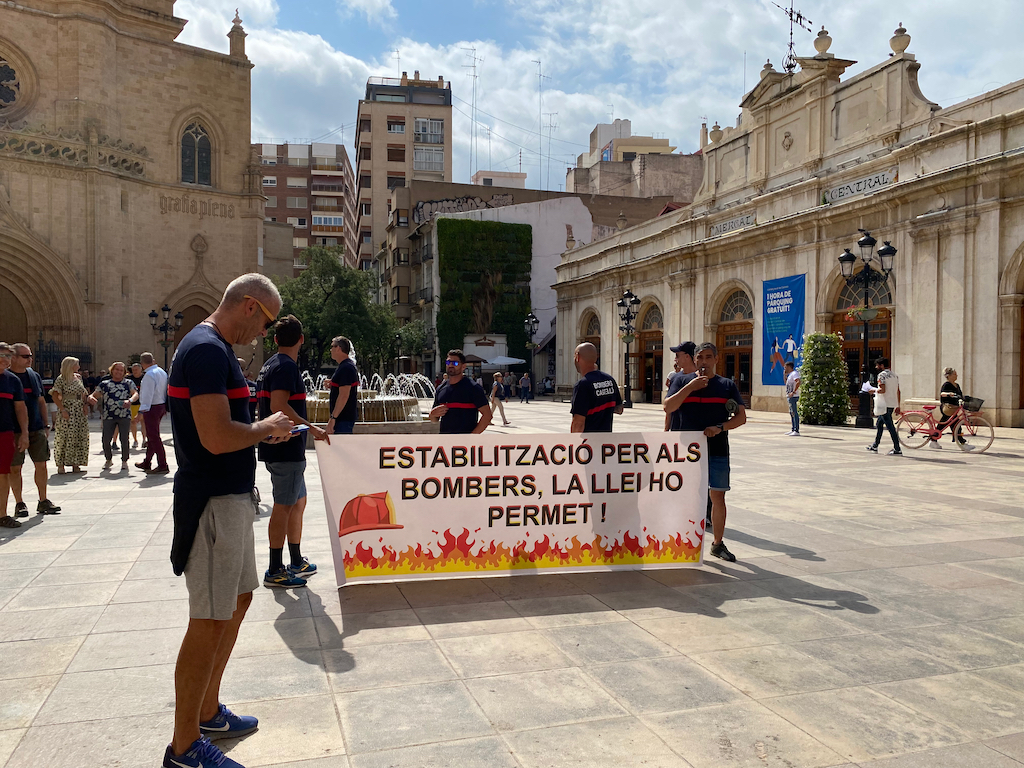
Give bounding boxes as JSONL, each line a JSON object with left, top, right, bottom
{"left": 0, "top": 343, "right": 29, "bottom": 529}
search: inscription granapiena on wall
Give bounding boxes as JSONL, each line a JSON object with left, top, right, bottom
{"left": 160, "top": 194, "right": 235, "bottom": 220}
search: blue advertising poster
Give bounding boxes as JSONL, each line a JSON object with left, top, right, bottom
{"left": 762, "top": 274, "right": 806, "bottom": 385}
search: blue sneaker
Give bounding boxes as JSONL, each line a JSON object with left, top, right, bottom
{"left": 264, "top": 567, "right": 307, "bottom": 588}
{"left": 286, "top": 558, "right": 317, "bottom": 578}
{"left": 163, "top": 736, "right": 244, "bottom": 767}
{"left": 199, "top": 703, "right": 259, "bottom": 740}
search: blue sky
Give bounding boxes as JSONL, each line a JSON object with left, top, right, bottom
{"left": 175, "top": 0, "right": 1023, "bottom": 190}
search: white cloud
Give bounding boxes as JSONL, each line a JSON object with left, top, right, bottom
{"left": 338, "top": 0, "right": 397, "bottom": 24}
{"left": 171, "top": 0, "right": 1024, "bottom": 191}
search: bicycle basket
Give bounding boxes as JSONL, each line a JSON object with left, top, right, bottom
{"left": 963, "top": 396, "right": 984, "bottom": 412}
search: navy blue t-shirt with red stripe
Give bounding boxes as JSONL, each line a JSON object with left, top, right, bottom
{"left": 256, "top": 352, "right": 306, "bottom": 463}
{"left": 0, "top": 369, "right": 25, "bottom": 432}
{"left": 329, "top": 358, "right": 359, "bottom": 423}
{"left": 14, "top": 369, "right": 44, "bottom": 432}
{"left": 433, "top": 377, "right": 489, "bottom": 434}
{"left": 245, "top": 378, "right": 258, "bottom": 422}
{"left": 168, "top": 323, "right": 255, "bottom": 495}
{"left": 668, "top": 373, "right": 743, "bottom": 456}
{"left": 570, "top": 370, "right": 622, "bottom": 433}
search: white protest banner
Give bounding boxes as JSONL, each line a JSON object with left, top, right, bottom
{"left": 315, "top": 431, "right": 707, "bottom": 586}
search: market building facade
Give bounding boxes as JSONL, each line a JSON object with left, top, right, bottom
{"left": 554, "top": 26, "right": 1024, "bottom": 426}
{"left": 0, "top": 0, "right": 268, "bottom": 370}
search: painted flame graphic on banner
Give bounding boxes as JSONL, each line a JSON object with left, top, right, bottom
{"left": 342, "top": 528, "right": 701, "bottom": 578}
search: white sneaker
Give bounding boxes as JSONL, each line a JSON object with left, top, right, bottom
{"left": 928, "top": 440, "right": 942, "bottom": 450}
{"left": 786, "top": 430, "right": 799, "bottom": 436}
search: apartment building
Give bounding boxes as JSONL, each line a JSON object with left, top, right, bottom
{"left": 349, "top": 71, "right": 453, "bottom": 272}
{"left": 256, "top": 142, "right": 355, "bottom": 271}
{"left": 378, "top": 180, "right": 674, "bottom": 376}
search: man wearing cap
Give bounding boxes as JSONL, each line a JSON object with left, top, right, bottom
{"left": 569, "top": 342, "right": 623, "bottom": 433}
{"left": 664, "top": 341, "right": 697, "bottom": 431}
{"left": 429, "top": 350, "right": 492, "bottom": 434}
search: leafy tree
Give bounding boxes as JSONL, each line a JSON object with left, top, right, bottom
{"left": 272, "top": 246, "right": 400, "bottom": 375}
{"left": 398, "top": 319, "right": 426, "bottom": 357}
{"left": 798, "top": 332, "right": 851, "bottom": 426}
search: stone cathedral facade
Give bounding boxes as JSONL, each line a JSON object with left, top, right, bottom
{"left": 0, "top": 0, "right": 266, "bottom": 369}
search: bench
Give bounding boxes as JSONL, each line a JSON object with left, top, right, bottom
{"left": 552, "top": 385, "right": 573, "bottom": 402}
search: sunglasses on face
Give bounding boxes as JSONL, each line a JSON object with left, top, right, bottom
{"left": 445, "top": 360, "right": 462, "bottom": 367}
{"left": 244, "top": 294, "right": 277, "bottom": 330}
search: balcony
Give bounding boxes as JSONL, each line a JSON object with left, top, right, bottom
{"left": 311, "top": 224, "right": 345, "bottom": 233}
{"left": 414, "top": 133, "right": 444, "bottom": 145}
{"left": 421, "top": 243, "right": 434, "bottom": 262}
{"left": 293, "top": 258, "right": 309, "bottom": 270}
{"left": 311, "top": 184, "right": 346, "bottom": 195}
{"left": 312, "top": 205, "right": 341, "bottom": 213}
{"left": 418, "top": 287, "right": 434, "bottom": 303}
{"left": 312, "top": 163, "right": 346, "bottom": 172}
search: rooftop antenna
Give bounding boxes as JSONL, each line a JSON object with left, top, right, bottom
{"left": 531, "top": 59, "right": 549, "bottom": 188}
{"left": 607, "top": 104, "right": 614, "bottom": 123}
{"left": 772, "top": 0, "right": 812, "bottom": 73}
{"left": 462, "top": 47, "right": 483, "bottom": 179}
{"left": 487, "top": 128, "right": 491, "bottom": 170}
{"left": 543, "top": 112, "right": 558, "bottom": 191}
{"left": 392, "top": 48, "right": 400, "bottom": 76}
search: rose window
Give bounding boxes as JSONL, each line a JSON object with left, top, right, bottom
{"left": 0, "top": 57, "right": 20, "bottom": 110}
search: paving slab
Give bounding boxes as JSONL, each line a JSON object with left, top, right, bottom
{"left": 3, "top": 407, "right": 1024, "bottom": 768}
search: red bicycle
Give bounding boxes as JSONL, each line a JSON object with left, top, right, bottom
{"left": 896, "top": 397, "right": 994, "bottom": 453}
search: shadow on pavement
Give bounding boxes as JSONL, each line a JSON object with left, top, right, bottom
{"left": 726, "top": 529, "right": 825, "bottom": 561}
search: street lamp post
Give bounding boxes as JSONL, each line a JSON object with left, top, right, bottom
{"left": 524, "top": 312, "right": 539, "bottom": 396}
{"left": 309, "top": 335, "right": 319, "bottom": 374}
{"left": 838, "top": 230, "right": 896, "bottom": 428}
{"left": 148, "top": 304, "right": 184, "bottom": 369}
{"left": 394, "top": 334, "right": 402, "bottom": 376}
{"left": 616, "top": 289, "right": 642, "bottom": 409}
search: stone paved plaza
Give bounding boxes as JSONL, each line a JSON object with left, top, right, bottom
{"left": 1, "top": 402, "right": 1023, "bottom": 768}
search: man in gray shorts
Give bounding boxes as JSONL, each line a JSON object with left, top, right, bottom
{"left": 255, "top": 315, "right": 329, "bottom": 588}
{"left": 164, "top": 274, "right": 293, "bottom": 768}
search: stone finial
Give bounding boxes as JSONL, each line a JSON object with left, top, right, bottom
{"left": 814, "top": 26, "right": 832, "bottom": 55}
{"left": 616, "top": 211, "right": 627, "bottom": 230}
{"left": 890, "top": 23, "right": 910, "bottom": 54}
{"left": 709, "top": 123, "right": 723, "bottom": 143}
{"left": 760, "top": 59, "right": 775, "bottom": 79}
{"left": 228, "top": 9, "right": 247, "bottom": 58}
{"left": 565, "top": 224, "right": 576, "bottom": 250}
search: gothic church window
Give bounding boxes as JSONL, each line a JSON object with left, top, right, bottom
{"left": 181, "top": 122, "right": 212, "bottom": 186}
{"left": 0, "top": 56, "right": 20, "bottom": 110}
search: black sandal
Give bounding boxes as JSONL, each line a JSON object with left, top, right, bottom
{"left": 0, "top": 516, "right": 22, "bottom": 528}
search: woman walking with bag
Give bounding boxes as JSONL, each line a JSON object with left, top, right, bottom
{"left": 490, "top": 372, "right": 511, "bottom": 426}
{"left": 51, "top": 356, "right": 93, "bottom": 473}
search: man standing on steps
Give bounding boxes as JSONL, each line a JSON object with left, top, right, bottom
{"left": 9, "top": 343, "right": 61, "bottom": 517}
{"left": 327, "top": 336, "right": 359, "bottom": 435}
{"left": 569, "top": 342, "right": 622, "bottom": 433}
{"left": 664, "top": 342, "right": 746, "bottom": 562}
{"left": 256, "top": 315, "right": 329, "bottom": 589}
{"left": 430, "top": 350, "right": 492, "bottom": 434}
{"left": 163, "top": 274, "right": 294, "bottom": 768}
{"left": 137, "top": 351, "right": 169, "bottom": 474}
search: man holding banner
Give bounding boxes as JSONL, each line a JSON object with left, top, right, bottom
{"left": 569, "top": 342, "right": 623, "bottom": 433}
{"left": 429, "top": 350, "right": 492, "bottom": 434}
{"left": 664, "top": 342, "right": 745, "bottom": 562}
